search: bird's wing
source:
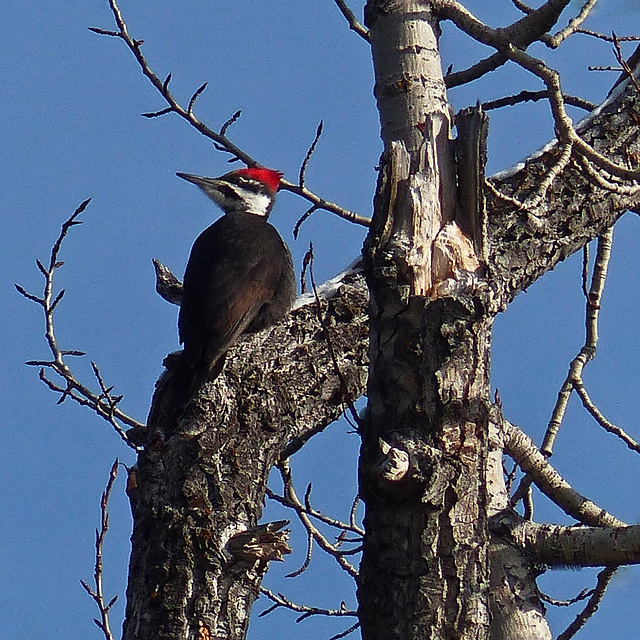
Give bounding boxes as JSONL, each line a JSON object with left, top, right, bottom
{"left": 178, "top": 214, "right": 289, "bottom": 370}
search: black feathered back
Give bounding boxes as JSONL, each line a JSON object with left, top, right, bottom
{"left": 178, "top": 211, "right": 295, "bottom": 385}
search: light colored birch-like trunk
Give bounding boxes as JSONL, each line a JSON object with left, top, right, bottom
{"left": 359, "top": 2, "right": 549, "bottom": 638}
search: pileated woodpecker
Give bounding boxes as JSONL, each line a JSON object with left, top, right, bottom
{"left": 175, "top": 167, "right": 296, "bottom": 401}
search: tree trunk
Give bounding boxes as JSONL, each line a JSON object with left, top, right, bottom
{"left": 118, "top": 2, "right": 640, "bottom": 637}
{"left": 122, "top": 275, "right": 369, "bottom": 640}
{"left": 359, "top": 3, "right": 491, "bottom": 638}
{"left": 358, "top": 2, "right": 545, "bottom": 638}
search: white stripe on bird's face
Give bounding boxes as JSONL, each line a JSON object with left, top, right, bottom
{"left": 229, "top": 185, "right": 272, "bottom": 217}
{"left": 203, "top": 182, "right": 272, "bottom": 217}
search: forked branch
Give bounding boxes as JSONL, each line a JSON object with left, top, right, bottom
{"left": 15, "top": 201, "right": 144, "bottom": 449}
{"left": 434, "top": 0, "right": 640, "bottom": 207}
{"left": 90, "top": 0, "right": 370, "bottom": 228}
{"left": 80, "top": 459, "right": 120, "bottom": 640}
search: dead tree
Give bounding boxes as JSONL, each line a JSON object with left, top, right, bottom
{"left": 19, "top": 1, "right": 640, "bottom": 639}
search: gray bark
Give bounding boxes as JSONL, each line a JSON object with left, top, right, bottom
{"left": 120, "top": 3, "right": 640, "bottom": 639}
{"left": 122, "top": 274, "right": 368, "bottom": 640}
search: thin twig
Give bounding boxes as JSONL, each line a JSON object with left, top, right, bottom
{"left": 277, "top": 460, "right": 359, "bottom": 579}
{"left": 542, "top": 0, "right": 599, "bottom": 49}
{"left": 349, "top": 494, "right": 362, "bottom": 533}
{"left": 542, "top": 228, "right": 613, "bottom": 455}
{"left": 482, "top": 89, "right": 596, "bottom": 113}
{"left": 294, "top": 205, "right": 320, "bottom": 241}
{"left": 523, "top": 142, "right": 573, "bottom": 211}
{"left": 188, "top": 82, "right": 208, "bottom": 115}
{"left": 91, "top": 0, "right": 369, "bottom": 227}
{"left": 286, "top": 527, "right": 314, "bottom": 578}
{"left": 511, "top": 230, "right": 614, "bottom": 505}
{"left": 556, "top": 567, "right": 618, "bottom": 640}
{"left": 612, "top": 33, "right": 640, "bottom": 97}
{"left": 577, "top": 29, "right": 640, "bottom": 43}
{"left": 539, "top": 587, "right": 592, "bottom": 607}
{"left": 484, "top": 177, "right": 526, "bottom": 210}
{"left": 266, "top": 486, "right": 364, "bottom": 536}
{"left": 259, "top": 586, "right": 357, "bottom": 620}
{"left": 220, "top": 110, "right": 242, "bottom": 137}
{"left": 573, "top": 381, "right": 640, "bottom": 453}
{"left": 16, "top": 202, "right": 143, "bottom": 448}
{"left": 307, "top": 244, "right": 362, "bottom": 430}
{"left": 329, "top": 621, "right": 361, "bottom": 640}
{"left": 80, "top": 460, "right": 120, "bottom": 640}
{"left": 581, "top": 244, "right": 590, "bottom": 298}
{"left": 332, "top": 0, "right": 370, "bottom": 42}
{"left": 299, "top": 121, "right": 324, "bottom": 189}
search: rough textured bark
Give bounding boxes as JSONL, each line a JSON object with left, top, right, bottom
{"left": 118, "top": 6, "right": 640, "bottom": 639}
{"left": 358, "top": 2, "right": 493, "bottom": 638}
{"left": 488, "top": 85, "right": 640, "bottom": 308}
{"left": 357, "top": 1, "right": 639, "bottom": 640}
{"left": 122, "top": 274, "right": 368, "bottom": 640}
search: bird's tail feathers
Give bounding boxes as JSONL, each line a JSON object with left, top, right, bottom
{"left": 147, "top": 351, "right": 226, "bottom": 432}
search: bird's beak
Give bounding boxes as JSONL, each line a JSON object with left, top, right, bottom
{"left": 177, "top": 173, "right": 227, "bottom": 204}
{"left": 177, "top": 172, "right": 217, "bottom": 189}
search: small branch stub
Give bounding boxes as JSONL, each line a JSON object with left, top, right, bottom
{"left": 376, "top": 438, "right": 410, "bottom": 482}
{"left": 227, "top": 520, "right": 292, "bottom": 564}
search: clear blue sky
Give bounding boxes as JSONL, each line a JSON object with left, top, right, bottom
{"left": 2, "top": 1, "right": 639, "bottom": 639}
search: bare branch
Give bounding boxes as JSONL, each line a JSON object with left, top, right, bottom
{"left": 524, "top": 141, "right": 573, "bottom": 210}
{"left": 329, "top": 621, "right": 361, "bottom": 640}
{"left": 349, "top": 494, "right": 362, "bottom": 533}
{"left": 578, "top": 29, "right": 640, "bottom": 43}
{"left": 293, "top": 205, "right": 320, "bottom": 241}
{"left": 443, "top": 0, "right": 574, "bottom": 87}
{"left": 188, "top": 82, "right": 208, "bottom": 115}
{"left": 434, "top": 0, "right": 640, "bottom": 191}
{"left": 299, "top": 121, "right": 324, "bottom": 189}
{"left": 220, "top": 109, "right": 242, "bottom": 137}
{"left": 81, "top": 460, "right": 120, "bottom": 640}
{"left": 581, "top": 243, "right": 590, "bottom": 298}
{"left": 285, "top": 527, "right": 314, "bottom": 579}
{"left": 539, "top": 587, "right": 592, "bottom": 608}
{"left": 91, "top": 0, "right": 369, "bottom": 227}
{"left": 510, "top": 0, "right": 533, "bottom": 14}
{"left": 16, "top": 202, "right": 144, "bottom": 448}
{"left": 491, "top": 512, "right": 640, "bottom": 565}
{"left": 266, "top": 484, "right": 364, "bottom": 537}
{"left": 307, "top": 244, "right": 362, "bottom": 430}
{"left": 612, "top": 34, "right": 640, "bottom": 97}
{"left": 481, "top": 89, "right": 596, "bottom": 113}
{"left": 446, "top": 51, "right": 510, "bottom": 89}
{"left": 277, "top": 460, "right": 359, "bottom": 579}
{"left": 141, "top": 106, "right": 173, "bottom": 119}
{"left": 283, "top": 180, "right": 370, "bottom": 227}
{"left": 557, "top": 567, "right": 617, "bottom": 640}
{"left": 573, "top": 381, "right": 640, "bottom": 453}
{"left": 332, "top": 0, "right": 370, "bottom": 42}
{"left": 503, "top": 418, "right": 625, "bottom": 528}
{"left": 259, "top": 586, "right": 357, "bottom": 620}
{"left": 542, "top": 228, "right": 613, "bottom": 455}
{"left": 542, "top": 0, "right": 599, "bottom": 49}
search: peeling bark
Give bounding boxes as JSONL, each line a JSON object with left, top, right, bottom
{"left": 119, "top": 4, "right": 640, "bottom": 639}
{"left": 360, "top": 2, "right": 493, "bottom": 638}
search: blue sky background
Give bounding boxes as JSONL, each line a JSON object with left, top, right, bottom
{"left": 2, "top": 1, "right": 639, "bottom": 639}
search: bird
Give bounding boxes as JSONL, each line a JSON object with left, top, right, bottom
{"left": 175, "top": 166, "right": 296, "bottom": 405}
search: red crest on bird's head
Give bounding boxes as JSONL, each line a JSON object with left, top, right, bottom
{"left": 235, "top": 167, "right": 283, "bottom": 194}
